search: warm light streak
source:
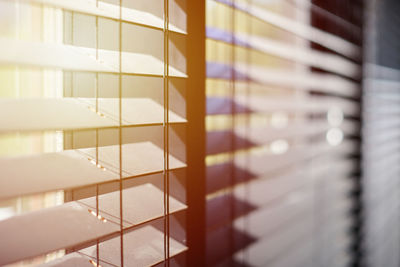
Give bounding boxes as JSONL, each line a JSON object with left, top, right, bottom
{"left": 88, "top": 106, "right": 106, "bottom": 118}
{"left": 88, "top": 158, "right": 107, "bottom": 171}
{"left": 88, "top": 209, "right": 107, "bottom": 223}
{"left": 89, "top": 259, "right": 103, "bottom": 267}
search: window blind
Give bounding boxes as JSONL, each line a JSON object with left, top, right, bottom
{"left": 362, "top": 0, "right": 400, "bottom": 266}
{"left": 205, "top": 0, "right": 362, "bottom": 266}
{"left": 0, "top": 0, "right": 188, "bottom": 266}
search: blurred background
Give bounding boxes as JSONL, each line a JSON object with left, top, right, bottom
{"left": 0, "top": 0, "right": 399, "bottom": 266}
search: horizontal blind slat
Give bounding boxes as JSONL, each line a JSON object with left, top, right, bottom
{"left": 212, "top": 0, "right": 360, "bottom": 59}
{"left": 79, "top": 225, "right": 187, "bottom": 267}
{"left": 39, "top": 253, "right": 94, "bottom": 267}
{"left": 0, "top": 183, "right": 187, "bottom": 265}
{"left": 0, "top": 142, "right": 186, "bottom": 199}
{"left": 0, "top": 38, "right": 187, "bottom": 77}
{"left": 206, "top": 62, "right": 359, "bottom": 97}
{"left": 207, "top": 121, "right": 357, "bottom": 155}
{"left": 26, "top": 0, "right": 186, "bottom": 34}
{"left": 78, "top": 183, "right": 187, "bottom": 227}
{"left": 206, "top": 96, "right": 359, "bottom": 116}
{"left": 206, "top": 26, "right": 360, "bottom": 78}
{"left": 0, "top": 98, "right": 185, "bottom": 133}
{"left": 0, "top": 202, "right": 119, "bottom": 266}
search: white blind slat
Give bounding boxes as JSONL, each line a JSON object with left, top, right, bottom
{"left": 79, "top": 225, "right": 187, "bottom": 267}
{"left": 0, "top": 98, "right": 185, "bottom": 133}
{"left": 213, "top": 0, "right": 360, "bottom": 58}
{"left": 207, "top": 27, "right": 360, "bottom": 78}
{"left": 28, "top": 0, "right": 186, "bottom": 34}
{"left": 0, "top": 38, "right": 187, "bottom": 77}
{"left": 0, "top": 202, "right": 119, "bottom": 266}
{"left": 0, "top": 142, "right": 186, "bottom": 200}
{"left": 78, "top": 183, "right": 187, "bottom": 227}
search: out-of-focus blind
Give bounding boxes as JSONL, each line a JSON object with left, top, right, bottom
{"left": 363, "top": 0, "right": 400, "bottom": 266}
{"left": 0, "top": 0, "right": 188, "bottom": 266}
{"left": 363, "top": 64, "right": 400, "bottom": 267}
{"left": 205, "top": 0, "right": 362, "bottom": 266}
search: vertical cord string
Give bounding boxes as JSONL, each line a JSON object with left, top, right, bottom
{"left": 95, "top": 0, "right": 99, "bottom": 115}
{"left": 70, "top": 10, "right": 75, "bottom": 148}
{"left": 96, "top": 184, "right": 100, "bottom": 266}
{"left": 243, "top": 0, "right": 251, "bottom": 264}
{"left": 95, "top": 1, "right": 100, "bottom": 266}
{"left": 71, "top": 11, "right": 74, "bottom": 98}
{"left": 118, "top": 1, "right": 124, "bottom": 266}
{"left": 163, "top": 0, "right": 170, "bottom": 265}
{"left": 15, "top": 0, "right": 21, "bottom": 98}
{"left": 229, "top": 0, "right": 236, "bottom": 261}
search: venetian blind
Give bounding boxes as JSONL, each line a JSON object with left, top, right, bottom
{"left": 205, "top": 0, "right": 362, "bottom": 266}
{"left": 362, "top": 0, "right": 400, "bottom": 266}
{"left": 0, "top": 0, "right": 188, "bottom": 266}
